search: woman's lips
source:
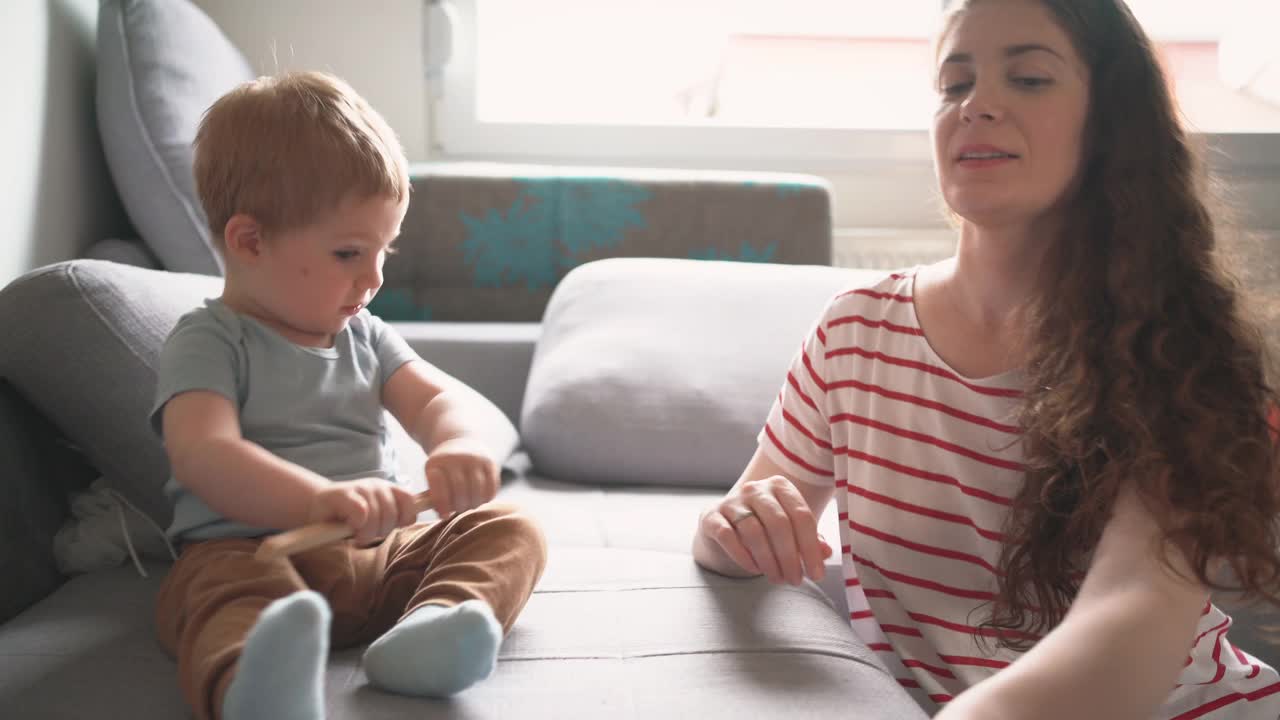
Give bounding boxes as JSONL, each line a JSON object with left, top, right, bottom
{"left": 957, "top": 155, "right": 1017, "bottom": 169}
{"left": 955, "top": 144, "right": 1019, "bottom": 169}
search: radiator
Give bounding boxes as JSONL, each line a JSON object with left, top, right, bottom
{"left": 833, "top": 228, "right": 956, "bottom": 270}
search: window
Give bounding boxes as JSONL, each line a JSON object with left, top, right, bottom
{"left": 428, "top": 1, "right": 1280, "bottom": 228}
{"left": 429, "top": 0, "right": 943, "bottom": 169}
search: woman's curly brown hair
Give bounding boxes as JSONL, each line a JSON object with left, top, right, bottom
{"left": 941, "top": 0, "right": 1280, "bottom": 647}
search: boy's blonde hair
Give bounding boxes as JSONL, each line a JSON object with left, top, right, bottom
{"left": 194, "top": 71, "right": 410, "bottom": 242}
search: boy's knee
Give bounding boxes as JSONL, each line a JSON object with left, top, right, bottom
{"left": 468, "top": 503, "right": 547, "bottom": 559}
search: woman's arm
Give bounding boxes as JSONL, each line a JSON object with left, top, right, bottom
{"left": 937, "top": 485, "right": 1208, "bottom": 720}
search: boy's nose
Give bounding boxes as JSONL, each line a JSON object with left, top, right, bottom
{"left": 362, "top": 260, "right": 384, "bottom": 290}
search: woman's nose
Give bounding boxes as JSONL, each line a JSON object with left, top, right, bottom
{"left": 960, "top": 80, "right": 1005, "bottom": 124}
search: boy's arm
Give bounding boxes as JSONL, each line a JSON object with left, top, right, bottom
{"left": 382, "top": 359, "right": 518, "bottom": 462}
{"left": 163, "top": 389, "right": 333, "bottom": 530}
{"left": 382, "top": 359, "right": 519, "bottom": 516}
{"left": 936, "top": 485, "right": 1207, "bottom": 720}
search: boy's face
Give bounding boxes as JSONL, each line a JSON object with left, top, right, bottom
{"left": 238, "top": 193, "right": 406, "bottom": 347}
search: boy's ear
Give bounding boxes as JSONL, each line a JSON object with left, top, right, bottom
{"left": 223, "top": 214, "right": 264, "bottom": 260}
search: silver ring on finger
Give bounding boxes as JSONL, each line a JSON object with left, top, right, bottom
{"left": 730, "top": 509, "right": 757, "bottom": 527}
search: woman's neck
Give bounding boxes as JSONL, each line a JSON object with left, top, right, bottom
{"left": 946, "top": 218, "right": 1055, "bottom": 331}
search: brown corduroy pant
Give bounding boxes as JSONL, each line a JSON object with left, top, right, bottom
{"left": 155, "top": 502, "right": 546, "bottom": 720}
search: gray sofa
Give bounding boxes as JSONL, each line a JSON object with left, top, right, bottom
{"left": 0, "top": 254, "right": 928, "bottom": 719}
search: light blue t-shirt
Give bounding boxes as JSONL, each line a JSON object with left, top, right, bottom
{"left": 150, "top": 299, "right": 420, "bottom": 541}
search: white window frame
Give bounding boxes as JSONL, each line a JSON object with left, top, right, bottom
{"left": 426, "top": 0, "right": 1280, "bottom": 229}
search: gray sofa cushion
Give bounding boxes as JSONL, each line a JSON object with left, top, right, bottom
{"left": 520, "top": 258, "right": 882, "bottom": 488}
{"left": 0, "top": 261, "right": 224, "bottom": 526}
{"left": 97, "top": 0, "right": 254, "bottom": 275}
{"left": 490, "top": 468, "right": 851, "bottom": 609}
{"left": 0, "top": 546, "right": 925, "bottom": 719}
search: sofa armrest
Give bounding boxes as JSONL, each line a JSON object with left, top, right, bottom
{"left": 392, "top": 321, "right": 540, "bottom": 428}
{"left": 0, "top": 380, "right": 97, "bottom": 623}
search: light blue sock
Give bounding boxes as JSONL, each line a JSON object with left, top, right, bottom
{"left": 362, "top": 600, "right": 502, "bottom": 697}
{"left": 223, "top": 591, "right": 330, "bottom": 720}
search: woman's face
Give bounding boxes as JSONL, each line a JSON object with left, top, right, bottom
{"left": 932, "top": 0, "right": 1090, "bottom": 230}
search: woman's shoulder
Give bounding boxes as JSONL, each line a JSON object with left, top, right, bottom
{"left": 821, "top": 267, "right": 918, "bottom": 320}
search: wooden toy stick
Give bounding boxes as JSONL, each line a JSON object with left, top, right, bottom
{"left": 254, "top": 492, "right": 434, "bottom": 562}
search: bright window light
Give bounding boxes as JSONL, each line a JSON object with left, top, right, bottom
{"left": 463, "top": 0, "right": 1280, "bottom": 133}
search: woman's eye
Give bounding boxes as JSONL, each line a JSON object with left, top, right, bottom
{"left": 334, "top": 250, "right": 359, "bottom": 261}
{"left": 1013, "top": 76, "right": 1052, "bottom": 89}
{"left": 942, "top": 81, "right": 973, "bottom": 97}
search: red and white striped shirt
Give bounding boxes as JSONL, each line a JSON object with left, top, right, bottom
{"left": 759, "top": 269, "right": 1280, "bottom": 718}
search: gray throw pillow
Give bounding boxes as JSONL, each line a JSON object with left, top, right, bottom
{"left": 96, "top": 0, "right": 254, "bottom": 276}
{"left": 82, "top": 237, "right": 162, "bottom": 270}
{"left": 520, "top": 257, "right": 883, "bottom": 488}
{"left": 0, "top": 261, "right": 224, "bottom": 525}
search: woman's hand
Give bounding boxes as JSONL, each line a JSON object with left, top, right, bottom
{"left": 699, "top": 474, "right": 833, "bottom": 585}
{"left": 424, "top": 437, "right": 500, "bottom": 517}
{"left": 308, "top": 478, "right": 420, "bottom": 545}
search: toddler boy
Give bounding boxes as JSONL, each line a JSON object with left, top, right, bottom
{"left": 151, "top": 71, "right": 546, "bottom": 720}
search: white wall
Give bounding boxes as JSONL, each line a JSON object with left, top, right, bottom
{"left": 0, "top": 0, "right": 132, "bottom": 287}
{"left": 193, "top": 0, "right": 429, "bottom": 162}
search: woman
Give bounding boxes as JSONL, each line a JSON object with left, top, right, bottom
{"left": 692, "top": 1, "right": 1280, "bottom": 718}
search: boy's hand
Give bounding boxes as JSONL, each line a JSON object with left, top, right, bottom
{"left": 307, "top": 478, "right": 420, "bottom": 545}
{"left": 425, "top": 438, "right": 500, "bottom": 517}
